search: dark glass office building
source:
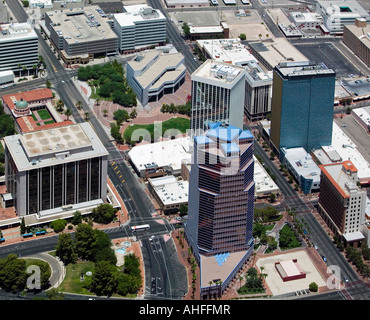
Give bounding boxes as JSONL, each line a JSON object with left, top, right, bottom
{"left": 185, "top": 122, "right": 255, "bottom": 299}
{"left": 4, "top": 123, "right": 108, "bottom": 217}
{"left": 270, "top": 61, "right": 335, "bottom": 159}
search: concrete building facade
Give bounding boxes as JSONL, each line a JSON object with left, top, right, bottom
{"left": 318, "top": 160, "right": 366, "bottom": 246}
{"left": 191, "top": 60, "right": 246, "bottom": 134}
{"left": 113, "top": 5, "right": 167, "bottom": 53}
{"left": 343, "top": 18, "right": 370, "bottom": 68}
{"left": 0, "top": 23, "right": 38, "bottom": 74}
{"left": 4, "top": 123, "right": 109, "bottom": 217}
{"left": 126, "top": 50, "right": 186, "bottom": 106}
{"left": 44, "top": 6, "right": 118, "bottom": 64}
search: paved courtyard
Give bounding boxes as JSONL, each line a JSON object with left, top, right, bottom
{"left": 256, "top": 249, "right": 327, "bottom": 296}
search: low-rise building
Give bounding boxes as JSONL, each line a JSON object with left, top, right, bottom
{"left": 44, "top": 6, "right": 118, "bottom": 64}
{"left": 128, "top": 137, "right": 192, "bottom": 178}
{"left": 148, "top": 175, "right": 188, "bottom": 214}
{"left": 281, "top": 147, "right": 321, "bottom": 194}
{"left": 126, "top": 50, "right": 186, "bottom": 106}
{"left": 248, "top": 38, "right": 307, "bottom": 71}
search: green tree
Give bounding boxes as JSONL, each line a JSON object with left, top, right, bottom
{"left": 90, "top": 260, "right": 118, "bottom": 296}
{"left": 20, "top": 217, "right": 26, "bottom": 235}
{"left": 91, "top": 203, "right": 117, "bottom": 224}
{"left": 182, "top": 22, "right": 190, "bottom": 37}
{"left": 55, "top": 233, "right": 77, "bottom": 265}
{"left": 113, "top": 109, "right": 129, "bottom": 125}
{"left": 71, "top": 211, "right": 82, "bottom": 226}
{"left": 309, "top": 282, "right": 318, "bottom": 292}
{"left": 46, "top": 288, "right": 65, "bottom": 300}
{"left": 179, "top": 204, "right": 188, "bottom": 216}
{"left": 64, "top": 108, "right": 72, "bottom": 121}
{"left": 74, "top": 223, "right": 97, "bottom": 260}
{"left": 239, "top": 33, "right": 246, "bottom": 40}
{"left": 92, "top": 230, "right": 117, "bottom": 265}
{"left": 50, "top": 219, "right": 67, "bottom": 233}
{"left": 0, "top": 254, "right": 27, "bottom": 292}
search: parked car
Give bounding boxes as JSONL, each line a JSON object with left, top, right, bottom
{"left": 322, "top": 256, "right": 327, "bottom": 262}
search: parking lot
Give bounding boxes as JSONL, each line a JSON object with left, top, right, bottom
{"left": 293, "top": 42, "right": 359, "bottom": 78}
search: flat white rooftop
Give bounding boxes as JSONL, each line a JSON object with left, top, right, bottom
{"left": 128, "top": 137, "right": 192, "bottom": 173}
{"left": 192, "top": 60, "right": 245, "bottom": 87}
{"left": 46, "top": 6, "right": 117, "bottom": 44}
{"left": 114, "top": 5, "right": 165, "bottom": 27}
{"left": 331, "top": 121, "right": 370, "bottom": 183}
{"left": 149, "top": 175, "right": 188, "bottom": 206}
{"left": 196, "top": 39, "right": 258, "bottom": 66}
{"left": 283, "top": 147, "right": 321, "bottom": 181}
{"left": 0, "top": 23, "right": 37, "bottom": 42}
{"left": 4, "top": 123, "right": 108, "bottom": 171}
{"left": 254, "top": 155, "right": 279, "bottom": 196}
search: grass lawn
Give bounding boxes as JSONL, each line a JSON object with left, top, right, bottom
{"left": 124, "top": 117, "right": 190, "bottom": 143}
{"left": 37, "top": 109, "right": 53, "bottom": 120}
{"left": 58, "top": 261, "right": 95, "bottom": 295}
{"left": 44, "top": 120, "right": 55, "bottom": 125}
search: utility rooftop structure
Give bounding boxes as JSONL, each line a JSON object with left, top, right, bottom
{"left": 0, "top": 23, "right": 38, "bottom": 73}
{"left": 113, "top": 5, "right": 167, "bottom": 53}
{"left": 44, "top": 5, "right": 118, "bottom": 64}
{"left": 196, "top": 39, "right": 258, "bottom": 66}
{"left": 191, "top": 60, "right": 246, "bottom": 132}
{"left": 4, "top": 123, "right": 109, "bottom": 216}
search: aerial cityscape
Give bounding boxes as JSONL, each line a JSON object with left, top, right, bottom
{"left": 0, "top": 0, "right": 369, "bottom": 308}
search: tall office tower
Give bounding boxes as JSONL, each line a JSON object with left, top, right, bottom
{"left": 318, "top": 161, "right": 366, "bottom": 247}
{"left": 190, "top": 60, "right": 246, "bottom": 134}
{"left": 113, "top": 5, "right": 167, "bottom": 54}
{"left": 4, "top": 123, "right": 108, "bottom": 217}
{"left": 244, "top": 61, "right": 273, "bottom": 121}
{"left": 270, "top": 61, "right": 335, "bottom": 159}
{"left": 0, "top": 23, "right": 38, "bottom": 74}
{"left": 185, "top": 122, "right": 255, "bottom": 299}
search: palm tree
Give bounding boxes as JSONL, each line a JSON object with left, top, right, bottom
{"left": 56, "top": 99, "right": 64, "bottom": 113}
{"left": 64, "top": 108, "right": 72, "bottom": 121}
{"left": 84, "top": 112, "right": 90, "bottom": 121}
{"left": 76, "top": 101, "right": 82, "bottom": 110}
{"left": 238, "top": 274, "right": 244, "bottom": 289}
{"left": 46, "top": 80, "right": 52, "bottom": 89}
{"left": 103, "top": 109, "right": 108, "bottom": 117}
{"left": 18, "top": 64, "right": 22, "bottom": 77}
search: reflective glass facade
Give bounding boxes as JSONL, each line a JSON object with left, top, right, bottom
{"left": 270, "top": 62, "right": 335, "bottom": 156}
{"left": 186, "top": 123, "right": 255, "bottom": 259}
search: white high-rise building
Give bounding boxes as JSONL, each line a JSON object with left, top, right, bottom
{"left": 0, "top": 23, "right": 38, "bottom": 74}
{"left": 113, "top": 5, "right": 167, "bottom": 53}
{"left": 190, "top": 60, "right": 246, "bottom": 134}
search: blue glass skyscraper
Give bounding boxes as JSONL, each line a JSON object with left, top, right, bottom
{"left": 185, "top": 122, "right": 255, "bottom": 299}
{"left": 270, "top": 61, "right": 335, "bottom": 159}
